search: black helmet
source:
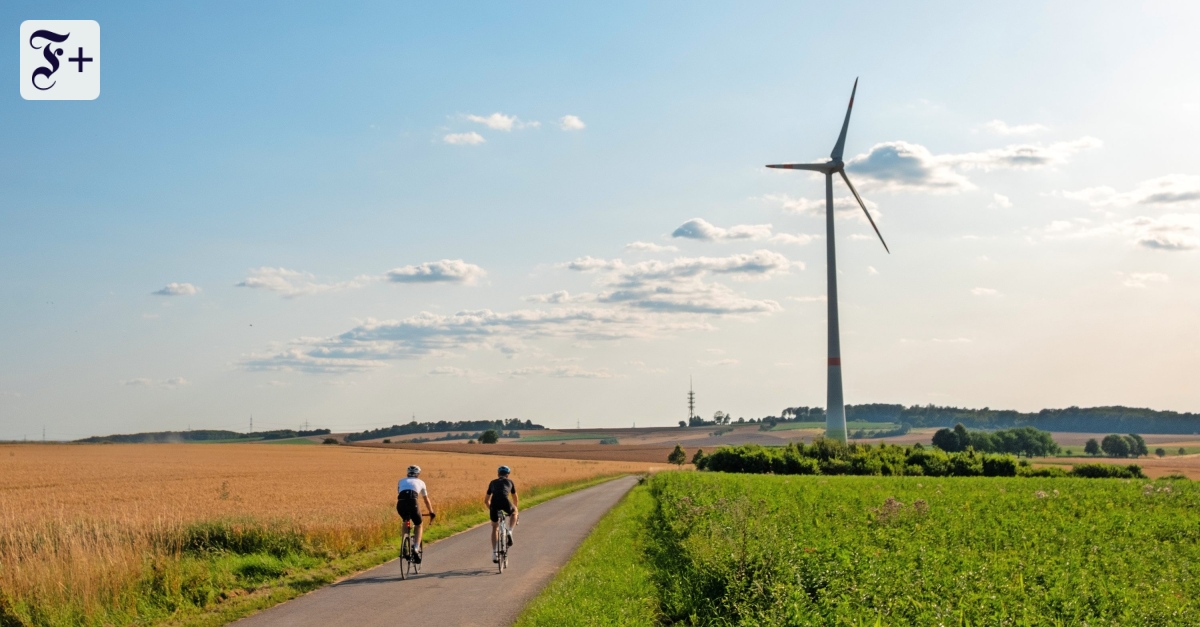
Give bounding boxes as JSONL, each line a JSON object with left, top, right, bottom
{"left": 497, "top": 465, "right": 511, "bottom": 475}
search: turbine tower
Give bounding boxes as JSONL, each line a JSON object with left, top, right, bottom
{"left": 766, "top": 78, "right": 888, "bottom": 443}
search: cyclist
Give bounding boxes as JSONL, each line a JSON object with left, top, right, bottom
{"left": 484, "top": 465, "right": 519, "bottom": 563}
{"left": 397, "top": 464, "right": 436, "bottom": 562}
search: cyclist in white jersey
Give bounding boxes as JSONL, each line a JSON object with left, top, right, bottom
{"left": 397, "top": 465, "right": 436, "bottom": 560}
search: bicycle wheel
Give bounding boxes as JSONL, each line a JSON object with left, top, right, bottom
{"left": 496, "top": 518, "right": 506, "bottom": 573}
{"left": 412, "top": 539, "right": 421, "bottom": 575}
{"left": 399, "top": 534, "right": 410, "bottom": 580}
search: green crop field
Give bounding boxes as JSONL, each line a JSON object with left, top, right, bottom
{"left": 771, "top": 421, "right": 897, "bottom": 432}
{"left": 529, "top": 472, "right": 1199, "bottom": 626}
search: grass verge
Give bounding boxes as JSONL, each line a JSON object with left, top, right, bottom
{"left": 515, "top": 481, "right": 658, "bottom": 627}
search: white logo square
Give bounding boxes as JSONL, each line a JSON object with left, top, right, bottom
{"left": 20, "top": 20, "right": 100, "bottom": 100}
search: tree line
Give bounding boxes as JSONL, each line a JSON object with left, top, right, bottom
{"left": 77, "top": 428, "right": 331, "bottom": 444}
{"left": 768, "top": 404, "right": 1200, "bottom": 434}
{"left": 345, "top": 418, "right": 542, "bottom": 442}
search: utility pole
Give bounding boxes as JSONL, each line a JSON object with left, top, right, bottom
{"left": 42, "top": 426, "right": 45, "bottom": 442}
{"left": 687, "top": 377, "right": 696, "bottom": 424}
{"left": 250, "top": 414, "right": 254, "bottom": 433}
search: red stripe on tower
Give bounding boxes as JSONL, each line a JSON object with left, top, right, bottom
{"left": 828, "top": 357, "right": 841, "bottom": 366}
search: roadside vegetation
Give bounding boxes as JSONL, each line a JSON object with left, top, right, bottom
{"left": 530, "top": 471, "right": 1199, "bottom": 626}
{"left": 515, "top": 482, "right": 658, "bottom": 627}
{"left": 693, "top": 438, "right": 1146, "bottom": 479}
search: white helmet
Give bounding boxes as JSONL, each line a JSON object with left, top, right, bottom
{"left": 407, "top": 465, "right": 421, "bottom": 477}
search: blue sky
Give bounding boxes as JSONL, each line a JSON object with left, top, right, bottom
{"left": 3, "top": 2, "right": 1199, "bottom": 439}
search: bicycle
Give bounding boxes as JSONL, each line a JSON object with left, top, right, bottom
{"left": 495, "top": 511, "right": 512, "bottom": 573}
{"left": 399, "top": 513, "right": 434, "bottom": 580}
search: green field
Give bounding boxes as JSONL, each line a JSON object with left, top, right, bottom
{"left": 771, "top": 421, "right": 898, "bottom": 432}
{"left": 528, "top": 472, "right": 1199, "bottom": 626}
{"left": 519, "top": 433, "right": 608, "bottom": 442}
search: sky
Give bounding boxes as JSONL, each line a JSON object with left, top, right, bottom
{"left": 2, "top": 2, "right": 1199, "bottom": 439}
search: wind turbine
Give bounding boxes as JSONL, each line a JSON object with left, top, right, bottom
{"left": 766, "top": 78, "right": 888, "bottom": 443}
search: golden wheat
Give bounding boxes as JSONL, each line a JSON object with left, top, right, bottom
{"left": 0, "top": 443, "right": 658, "bottom": 623}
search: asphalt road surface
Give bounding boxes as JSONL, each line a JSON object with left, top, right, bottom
{"left": 232, "top": 475, "right": 639, "bottom": 627}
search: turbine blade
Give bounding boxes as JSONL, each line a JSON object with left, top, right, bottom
{"left": 838, "top": 170, "right": 889, "bottom": 254}
{"left": 766, "top": 163, "right": 833, "bottom": 172}
{"left": 829, "top": 77, "right": 858, "bottom": 162}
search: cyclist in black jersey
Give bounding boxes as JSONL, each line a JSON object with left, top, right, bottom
{"left": 484, "top": 465, "right": 518, "bottom": 563}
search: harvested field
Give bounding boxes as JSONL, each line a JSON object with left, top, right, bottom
{"left": 368, "top": 441, "right": 702, "bottom": 464}
{"left": 0, "top": 443, "right": 653, "bottom": 625}
{"left": 1036, "top": 454, "right": 1200, "bottom": 479}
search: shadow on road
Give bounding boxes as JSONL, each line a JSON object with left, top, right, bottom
{"left": 331, "top": 566, "right": 496, "bottom": 587}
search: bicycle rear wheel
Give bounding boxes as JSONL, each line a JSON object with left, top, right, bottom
{"left": 496, "top": 518, "right": 507, "bottom": 573}
{"left": 399, "top": 535, "right": 411, "bottom": 580}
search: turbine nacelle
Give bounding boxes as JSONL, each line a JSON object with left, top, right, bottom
{"left": 764, "top": 78, "right": 888, "bottom": 254}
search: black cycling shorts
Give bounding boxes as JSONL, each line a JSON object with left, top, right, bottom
{"left": 489, "top": 503, "right": 514, "bottom": 523}
{"left": 397, "top": 498, "right": 422, "bottom": 525}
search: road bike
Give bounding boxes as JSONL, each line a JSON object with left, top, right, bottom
{"left": 495, "top": 512, "right": 513, "bottom": 573}
{"left": 399, "top": 513, "right": 434, "bottom": 580}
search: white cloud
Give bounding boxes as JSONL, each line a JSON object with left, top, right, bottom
{"left": 1117, "top": 272, "right": 1169, "bottom": 288}
{"left": 0, "top": 391, "right": 22, "bottom": 399}
{"left": 1054, "top": 174, "right": 1200, "bottom": 208}
{"left": 464, "top": 112, "right": 537, "bottom": 131}
{"left": 123, "top": 377, "right": 189, "bottom": 388}
{"left": 787, "top": 295, "right": 827, "bottom": 303}
{"left": 503, "top": 365, "right": 613, "bottom": 379}
{"left": 443, "top": 132, "right": 485, "bottom": 145}
{"left": 988, "top": 193, "right": 1013, "bottom": 209}
{"left": 237, "top": 268, "right": 375, "bottom": 297}
{"left": 240, "top": 308, "right": 712, "bottom": 374}
{"left": 970, "top": 287, "right": 1000, "bottom": 296}
{"left": 671, "top": 218, "right": 773, "bottom": 242}
{"left": 699, "top": 358, "right": 739, "bottom": 367}
{"left": 980, "top": 120, "right": 1049, "bottom": 135}
{"left": 243, "top": 249, "right": 796, "bottom": 374}
{"left": 770, "top": 233, "right": 819, "bottom": 245}
{"left": 523, "top": 290, "right": 595, "bottom": 304}
{"left": 153, "top": 282, "right": 199, "bottom": 297}
{"left": 386, "top": 259, "right": 486, "bottom": 284}
{"left": 559, "top": 115, "right": 586, "bottom": 131}
{"left": 1041, "top": 214, "right": 1200, "bottom": 251}
{"left": 845, "top": 137, "right": 1101, "bottom": 194}
{"left": 867, "top": 266, "right": 879, "bottom": 275}
{"left": 428, "top": 366, "right": 472, "bottom": 377}
{"left": 625, "top": 241, "right": 679, "bottom": 253}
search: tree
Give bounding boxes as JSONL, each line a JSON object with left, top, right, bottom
{"left": 691, "top": 448, "right": 706, "bottom": 466}
{"left": 932, "top": 423, "right": 970, "bottom": 452}
{"left": 1155, "top": 448, "right": 1166, "bottom": 458}
{"left": 668, "top": 444, "right": 687, "bottom": 467}
{"left": 479, "top": 429, "right": 499, "bottom": 444}
{"left": 1127, "top": 433, "right": 1149, "bottom": 458}
{"left": 678, "top": 420, "right": 687, "bottom": 428}
{"left": 713, "top": 411, "right": 726, "bottom": 425}
{"left": 1084, "top": 438, "right": 1100, "bottom": 456}
{"left": 1181, "top": 447, "right": 1188, "bottom": 456}
{"left": 1101, "top": 434, "right": 1131, "bottom": 457}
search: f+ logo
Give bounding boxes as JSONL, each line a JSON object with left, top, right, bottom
{"left": 20, "top": 21, "right": 100, "bottom": 100}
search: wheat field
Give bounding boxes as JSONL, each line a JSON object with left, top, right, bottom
{"left": 0, "top": 443, "right": 658, "bottom": 624}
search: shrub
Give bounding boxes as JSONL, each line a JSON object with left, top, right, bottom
{"left": 1070, "top": 463, "right": 1146, "bottom": 479}
{"left": 599, "top": 437, "right": 619, "bottom": 445}
{"left": 479, "top": 429, "right": 499, "bottom": 444}
{"left": 322, "top": 438, "right": 338, "bottom": 445}
{"left": 1156, "top": 448, "right": 1166, "bottom": 457}
{"left": 382, "top": 439, "right": 391, "bottom": 444}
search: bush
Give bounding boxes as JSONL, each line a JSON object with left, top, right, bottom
{"left": 1070, "top": 463, "right": 1146, "bottom": 479}
{"left": 599, "top": 437, "right": 619, "bottom": 445}
{"left": 1156, "top": 448, "right": 1166, "bottom": 457}
{"left": 382, "top": 439, "right": 391, "bottom": 444}
{"left": 322, "top": 438, "right": 338, "bottom": 445}
{"left": 479, "top": 429, "right": 499, "bottom": 444}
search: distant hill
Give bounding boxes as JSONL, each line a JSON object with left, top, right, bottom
{"left": 345, "top": 418, "right": 545, "bottom": 442}
{"left": 773, "top": 404, "right": 1200, "bottom": 435}
{"left": 76, "top": 428, "right": 331, "bottom": 444}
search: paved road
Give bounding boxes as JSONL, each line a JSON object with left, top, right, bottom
{"left": 233, "top": 475, "right": 639, "bottom": 627}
